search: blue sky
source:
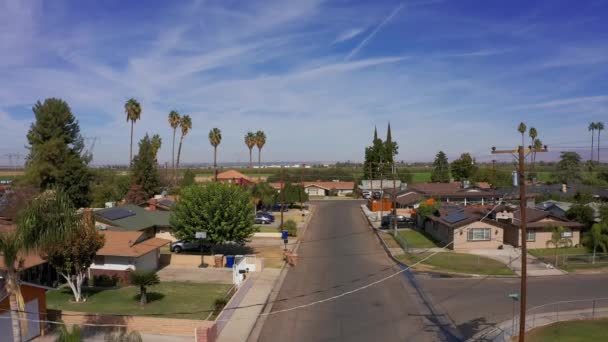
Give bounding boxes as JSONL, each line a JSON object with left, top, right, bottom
{"left": 1, "top": 0, "right": 607, "bottom": 165}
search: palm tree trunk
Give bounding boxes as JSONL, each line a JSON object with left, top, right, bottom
{"left": 140, "top": 286, "right": 147, "bottom": 306}
{"left": 172, "top": 128, "right": 176, "bottom": 184}
{"left": 6, "top": 271, "right": 23, "bottom": 342}
{"left": 521, "top": 133, "right": 524, "bottom": 149}
{"left": 258, "top": 147, "right": 262, "bottom": 168}
{"left": 214, "top": 146, "right": 217, "bottom": 168}
{"left": 249, "top": 148, "right": 253, "bottom": 168}
{"left": 176, "top": 136, "right": 184, "bottom": 171}
{"left": 598, "top": 130, "right": 602, "bottom": 163}
{"left": 130, "top": 121, "right": 134, "bottom": 167}
{"left": 591, "top": 130, "right": 595, "bottom": 161}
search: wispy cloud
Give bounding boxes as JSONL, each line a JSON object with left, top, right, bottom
{"left": 520, "top": 95, "right": 608, "bottom": 109}
{"left": 333, "top": 28, "right": 365, "bottom": 44}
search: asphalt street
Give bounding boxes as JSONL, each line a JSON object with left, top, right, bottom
{"left": 257, "top": 200, "right": 459, "bottom": 342}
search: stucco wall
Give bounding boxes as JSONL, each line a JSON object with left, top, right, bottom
{"left": 91, "top": 255, "right": 133, "bottom": 271}
{"left": 453, "top": 221, "right": 504, "bottom": 250}
{"left": 525, "top": 228, "right": 581, "bottom": 249}
{"left": 135, "top": 250, "right": 159, "bottom": 272}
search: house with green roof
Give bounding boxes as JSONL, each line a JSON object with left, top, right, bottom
{"left": 94, "top": 204, "right": 173, "bottom": 240}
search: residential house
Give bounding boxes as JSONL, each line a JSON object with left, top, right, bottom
{"left": 0, "top": 279, "right": 52, "bottom": 341}
{"left": 94, "top": 204, "right": 174, "bottom": 241}
{"left": 536, "top": 200, "right": 602, "bottom": 223}
{"left": 385, "top": 182, "right": 499, "bottom": 209}
{"left": 89, "top": 231, "right": 170, "bottom": 283}
{"left": 359, "top": 180, "right": 404, "bottom": 195}
{"left": 216, "top": 169, "right": 256, "bottom": 186}
{"left": 270, "top": 181, "right": 355, "bottom": 197}
{"left": 502, "top": 207, "right": 583, "bottom": 248}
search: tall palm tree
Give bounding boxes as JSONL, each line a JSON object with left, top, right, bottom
{"left": 168, "top": 111, "right": 181, "bottom": 183}
{"left": 589, "top": 122, "right": 597, "bottom": 162}
{"left": 0, "top": 190, "right": 80, "bottom": 342}
{"left": 596, "top": 122, "right": 604, "bottom": 163}
{"left": 255, "top": 131, "right": 266, "bottom": 168}
{"left": 175, "top": 115, "right": 192, "bottom": 172}
{"left": 244, "top": 132, "right": 256, "bottom": 168}
{"left": 208, "top": 128, "right": 222, "bottom": 169}
{"left": 517, "top": 122, "right": 527, "bottom": 148}
{"left": 125, "top": 98, "right": 142, "bottom": 167}
{"left": 529, "top": 127, "right": 537, "bottom": 168}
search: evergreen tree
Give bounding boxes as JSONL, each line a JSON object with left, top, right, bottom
{"left": 384, "top": 122, "right": 398, "bottom": 164}
{"left": 363, "top": 125, "right": 397, "bottom": 179}
{"left": 556, "top": 151, "right": 582, "bottom": 184}
{"left": 430, "top": 151, "right": 450, "bottom": 183}
{"left": 450, "top": 153, "right": 477, "bottom": 181}
{"left": 130, "top": 134, "right": 161, "bottom": 199}
{"left": 25, "top": 98, "right": 92, "bottom": 207}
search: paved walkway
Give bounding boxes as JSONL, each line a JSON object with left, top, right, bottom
{"left": 217, "top": 268, "right": 281, "bottom": 342}
{"left": 466, "top": 246, "right": 565, "bottom": 276}
{"left": 158, "top": 265, "right": 233, "bottom": 284}
{"left": 36, "top": 330, "right": 194, "bottom": 341}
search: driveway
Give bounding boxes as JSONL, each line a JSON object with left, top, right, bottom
{"left": 465, "top": 246, "right": 565, "bottom": 276}
{"left": 158, "top": 265, "right": 233, "bottom": 284}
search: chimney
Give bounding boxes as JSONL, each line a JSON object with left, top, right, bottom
{"left": 83, "top": 208, "right": 94, "bottom": 229}
{"left": 148, "top": 198, "right": 157, "bottom": 211}
{"left": 561, "top": 184, "right": 567, "bottom": 193}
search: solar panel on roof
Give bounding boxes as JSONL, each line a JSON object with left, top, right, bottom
{"left": 99, "top": 208, "right": 136, "bottom": 221}
{"left": 159, "top": 199, "right": 175, "bottom": 207}
{"left": 444, "top": 209, "right": 466, "bottom": 224}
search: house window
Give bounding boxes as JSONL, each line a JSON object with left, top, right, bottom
{"left": 467, "top": 228, "right": 491, "bottom": 241}
{"left": 526, "top": 230, "right": 536, "bottom": 241}
{"left": 94, "top": 255, "right": 105, "bottom": 265}
{"left": 562, "top": 229, "right": 573, "bottom": 238}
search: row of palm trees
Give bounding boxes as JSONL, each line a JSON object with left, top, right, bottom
{"left": 517, "top": 122, "right": 543, "bottom": 168}
{"left": 245, "top": 131, "right": 267, "bottom": 168}
{"left": 588, "top": 122, "right": 605, "bottom": 162}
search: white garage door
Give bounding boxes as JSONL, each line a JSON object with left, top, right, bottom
{"left": 0, "top": 299, "right": 40, "bottom": 341}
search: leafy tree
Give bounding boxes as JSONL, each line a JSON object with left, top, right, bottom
{"left": 25, "top": 98, "right": 93, "bottom": 208}
{"left": 125, "top": 98, "right": 142, "bottom": 166}
{"left": 181, "top": 169, "right": 196, "bottom": 187}
{"left": 384, "top": 122, "right": 398, "bottom": 164}
{"left": 124, "top": 185, "right": 149, "bottom": 205}
{"left": 0, "top": 190, "right": 80, "bottom": 342}
{"left": 251, "top": 182, "right": 277, "bottom": 208}
{"left": 150, "top": 134, "right": 162, "bottom": 158}
{"left": 255, "top": 131, "right": 267, "bottom": 168}
{"left": 363, "top": 125, "right": 397, "bottom": 179}
{"left": 209, "top": 128, "right": 222, "bottom": 169}
{"left": 450, "top": 153, "right": 477, "bottom": 181}
{"left": 129, "top": 270, "right": 160, "bottom": 306}
{"left": 556, "top": 151, "right": 582, "bottom": 184}
{"left": 545, "top": 226, "right": 573, "bottom": 266}
{"left": 168, "top": 111, "right": 181, "bottom": 183}
{"left": 175, "top": 115, "right": 192, "bottom": 170}
{"left": 416, "top": 199, "right": 439, "bottom": 219}
{"left": 244, "top": 132, "right": 257, "bottom": 168}
{"left": 430, "top": 151, "right": 450, "bottom": 183}
{"left": 566, "top": 204, "right": 595, "bottom": 228}
{"left": 170, "top": 183, "right": 256, "bottom": 249}
{"left": 90, "top": 170, "right": 130, "bottom": 207}
{"left": 396, "top": 168, "right": 413, "bottom": 184}
{"left": 46, "top": 213, "right": 105, "bottom": 302}
{"left": 283, "top": 182, "right": 308, "bottom": 204}
{"left": 130, "top": 134, "right": 161, "bottom": 199}
{"left": 472, "top": 168, "right": 512, "bottom": 187}
{"left": 281, "top": 219, "right": 298, "bottom": 236}
{"left": 583, "top": 223, "right": 608, "bottom": 264}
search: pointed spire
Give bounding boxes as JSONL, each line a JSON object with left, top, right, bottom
{"left": 373, "top": 125, "right": 378, "bottom": 141}
{"left": 386, "top": 122, "right": 392, "bottom": 143}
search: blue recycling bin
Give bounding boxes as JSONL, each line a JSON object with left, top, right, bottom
{"left": 225, "top": 255, "right": 235, "bottom": 268}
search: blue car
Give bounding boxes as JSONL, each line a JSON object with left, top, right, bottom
{"left": 255, "top": 211, "right": 275, "bottom": 224}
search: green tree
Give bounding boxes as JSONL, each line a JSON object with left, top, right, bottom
{"left": 545, "top": 226, "right": 573, "bottom": 266}
{"left": 0, "top": 190, "right": 80, "bottom": 342}
{"left": 25, "top": 98, "right": 93, "bottom": 208}
{"left": 129, "top": 270, "right": 160, "bottom": 306}
{"left": 589, "top": 122, "right": 597, "bottom": 161}
{"left": 597, "top": 122, "right": 604, "bottom": 163}
{"left": 430, "top": 151, "right": 450, "bottom": 183}
{"left": 450, "top": 153, "right": 477, "bottom": 181}
{"left": 566, "top": 204, "right": 595, "bottom": 228}
{"left": 168, "top": 111, "right": 181, "bottom": 183}
{"left": 396, "top": 168, "right": 413, "bottom": 184}
{"left": 283, "top": 182, "right": 308, "bottom": 204}
{"left": 583, "top": 223, "right": 608, "bottom": 264}
{"left": 46, "top": 214, "right": 105, "bottom": 302}
{"left": 181, "top": 169, "right": 196, "bottom": 187}
{"left": 150, "top": 134, "right": 162, "bottom": 159}
{"left": 384, "top": 122, "right": 398, "bottom": 164}
{"left": 282, "top": 219, "right": 298, "bottom": 236}
{"left": 255, "top": 131, "right": 267, "bottom": 168}
{"left": 556, "top": 151, "right": 582, "bottom": 184}
{"left": 125, "top": 98, "right": 142, "bottom": 166}
{"left": 517, "top": 122, "right": 527, "bottom": 148}
{"left": 416, "top": 200, "right": 439, "bottom": 219}
{"left": 363, "top": 126, "right": 388, "bottom": 179}
{"left": 129, "top": 134, "right": 161, "bottom": 200}
{"left": 209, "top": 128, "right": 222, "bottom": 169}
{"left": 170, "top": 183, "right": 256, "bottom": 249}
{"left": 251, "top": 182, "right": 277, "bottom": 208}
{"left": 55, "top": 322, "right": 82, "bottom": 342}
{"left": 90, "top": 171, "right": 130, "bottom": 207}
{"left": 244, "top": 132, "right": 256, "bottom": 168}
{"left": 175, "top": 115, "right": 192, "bottom": 171}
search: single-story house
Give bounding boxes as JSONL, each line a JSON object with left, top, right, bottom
{"left": 536, "top": 200, "right": 602, "bottom": 223}
{"left": 0, "top": 280, "right": 53, "bottom": 341}
{"left": 216, "top": 169, "right": 256, "bottom": 186}
{"left": 385, "top": 182, "right": 500, "bottom": 209}
{"left": 270, "top": 181, "right": 355, "bottom": 197}
{"left": 503, "top": 207, "right": 583, "bottom": 249}
{"left": 89, "top": 231, "right": 170, "bottom": 283}
{"left": 359, "top": 180, "right": 404, "bottom": 195}
{"left": 94, "top": 204, "right": 174, "bottom": 241}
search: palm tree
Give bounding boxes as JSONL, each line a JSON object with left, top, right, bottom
{"left": 255, "top": 130, "right": 266, "bottom": 168}
{"left": 0, "top": 190, "right": 80, "bottom": 342}
{"left": 175, "top": 115, "right": 192, "bottom": 172}
{"left": 533, "top": 139, "right": 543, "bottom": 165}
{"left": 589, "top": 122, "right": 597, "bottom": 162}
{"left": 596, "top": 122, "right": 604, "bottom": 163}
{"left": 529, "top": 127, "right": 537, "bottom": 168}
{"left": 517, "top": 122, "right": 527, "bottom": 148}
{"left": 244, "top": 132, "right": 256, "bottom": 168}
{"left": 168, "top": 111, "right": 181, "bottom": 183}
{"left": 125, "top": 98, "right": 142, "bottom": 167}
{"left": 584, "top": 223, "right": 608, "bottom": 264}
{"left": 545, "top": 226, "right": 573, "bottom": 266}
{"left": 209, "top": 128, "right": 222, "bottom": 170}
{"left": 129, "top": 270, "right": 160, "bottom": 306}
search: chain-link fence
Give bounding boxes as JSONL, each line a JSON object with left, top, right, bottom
{"left": 536, "top": 253, "right": 608, "bottom": 267}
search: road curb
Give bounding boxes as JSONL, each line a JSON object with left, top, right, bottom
{"left": 359, "top": 206, "right": 519, "bottom": 279}
{"left": 246, "top": 204, "right": 316, "bottom": 342}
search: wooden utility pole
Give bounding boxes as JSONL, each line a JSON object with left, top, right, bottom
{"left": 299, "top": 168, "right": 304, "bottom": 222}
{"left": 379, "top": 161, "right": 384, "bottom": 220}
{"left": 392, "top": 162, "right": 397, "bottom": 237}
{"left": 280, "top": 166, "right": 285, "bottom": 230}
{"left": 492, "top": 144, "right": 547, "bottom": 341}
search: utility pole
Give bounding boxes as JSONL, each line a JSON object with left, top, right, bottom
{"left": 379, "top": 160, "right": 384, "bottom": 220}
{"left": 492, "top": 144, "right": 547, "bottom": 342}
{"left": 392, "top": 162, "right": 397, "bottom": 237}
{"left": 299, "top": 167, "right": 304, "bottom": 222}
{"left": 492, "top": 159, "right": 497, "bottom": 187}
{"left": 369, "top": 161, "right": 374, "bottom": 208}
{"left": 280, "top": 166, "right": 285, "bottom": 230}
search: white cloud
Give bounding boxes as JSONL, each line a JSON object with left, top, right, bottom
{"left": 333, "top": 28, "right": 365, "bottom": 44}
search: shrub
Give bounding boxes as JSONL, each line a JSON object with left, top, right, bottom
{"left": 93, "top": 274, "right": 119, "bottom": 287}
{"left": 280, "top": 220, "right": 298, "bottom": 237}
{"left": 214, "top": 297, "right": 228, "bottom": 312}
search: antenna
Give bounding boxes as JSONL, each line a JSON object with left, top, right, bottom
{"left": 83, "top": 137, "right": 99, "bottom": 161}
{"left": 3, "top": 153, "right": 23, "bottom": 171}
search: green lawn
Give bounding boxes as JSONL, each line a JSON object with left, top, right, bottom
{"left": 526, "top": 319, "right": 608, "bottom": 342}
{"left": 256, "top": 225, "right": 279, "bottom": 233}
{"left": 528, "top": 247, "right": 589, "bottom": 257}
{"left": 397, "top": 252, "right": 515, "bottom": 276}
{"left": 411, "top": 172, "right": 431, "bottom": 183}
{"left": 47, "top": 282, "right": 232, "bottom": 320}
{"left": 528, "top": 247, "right": 602, "bottom": 271}
{"left": 397, "top": 229, "right": 438, "bottom": 248}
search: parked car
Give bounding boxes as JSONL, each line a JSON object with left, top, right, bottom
{"left": 256, "top": 211, "right": 275, "bottom": 220}
{"left": 372, "top": 191, "right": 382, "bottom": 199}
{"left": 170, "top": 240, "right": 204, "bottom": 253}
{"left": 361, "top": 191, "right": 371, "bottom": 199}
{"left": 270, "top": 203, "right": 289, "bottom": 212}
{"left": 255, "top": 214, "right": 274, "bottom": 224}
{"left": 380, "top": 215, "right": 414, "bottom": 229}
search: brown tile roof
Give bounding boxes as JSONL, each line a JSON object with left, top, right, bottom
{"left": 0, "top": 253, "right": 46, "bottom": 271}
{"left": 217, "top": 170, "right": 251, "bottom": 181}
{"left": 513, "top": 208, "right": 550, "bottom": 223}
{"left": 396, "top": 192, "right": 423, "bottom": 205}
{"left": 409, "top": 182, "right": 498, "bottom": 197}
{"left": 97, "top": 231, "right": 170, "bottom": 257}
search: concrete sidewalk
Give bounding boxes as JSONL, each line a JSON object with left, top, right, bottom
{"left": 216, "top": 268, "right": 281, "bottom": 342}
{"left": 466, "top": 246, "right": 565, "bottom": 276}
